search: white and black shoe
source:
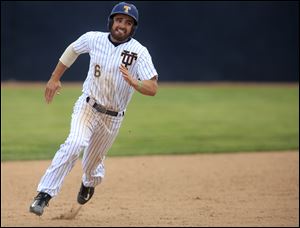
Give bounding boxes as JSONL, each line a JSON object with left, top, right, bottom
{"left": 29, "top": 192, "right": 52, "bottom": 216}
{"left": 77, "top": 182, "right": 94, "bottom": 205}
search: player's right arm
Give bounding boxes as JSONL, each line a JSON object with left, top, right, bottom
{"left": 45, "top": 43, "right": 79, "bottom": 104}
{"left": 45, "top": 61, "right": 66, "bottom": 104}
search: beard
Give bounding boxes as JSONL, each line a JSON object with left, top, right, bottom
{"left": 110, "top": 28, "right": 131, "bottom": 42}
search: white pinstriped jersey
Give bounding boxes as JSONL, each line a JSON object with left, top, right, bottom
{"left": 36, "top": 31, "right": 158, "bottom": 197}
{"left": 72, "top": 31, "right": 158, "bottom": 112}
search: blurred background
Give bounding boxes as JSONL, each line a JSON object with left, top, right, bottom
{"left": 1, "top": 1, "right": 299, "bottom": 82}
{"left": 1, "top": 1, "right": 299, "bottom": 160}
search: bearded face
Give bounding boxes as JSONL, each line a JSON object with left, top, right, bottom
{"left": 110, "top": 14, "right": 135, "bottom": 42}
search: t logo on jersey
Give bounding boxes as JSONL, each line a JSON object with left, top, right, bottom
{"left": 123, "top": 5, "right": 131, "bottom": 13}
{"left": 121, "top": 50, "right": 137, "bottom": 68}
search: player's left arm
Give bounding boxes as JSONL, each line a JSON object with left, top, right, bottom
{"left": 119, "top": 65, "right": 158, "bottom": 96}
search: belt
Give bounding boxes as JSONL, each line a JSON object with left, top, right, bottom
{"left": 86, "top": 97, "right": 124, "bottom": 117}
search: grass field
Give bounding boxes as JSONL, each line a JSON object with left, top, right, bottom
{"left": 1, "top": 82, "right": 299, "bottom": 161}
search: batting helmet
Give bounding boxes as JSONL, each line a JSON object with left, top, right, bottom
{"left": 107, "top": 2, "right": 139, "bottom": 37}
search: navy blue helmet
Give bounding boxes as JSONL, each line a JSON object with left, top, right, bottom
{"left": 108, "top": 2, "right": 139, "bottom": 36}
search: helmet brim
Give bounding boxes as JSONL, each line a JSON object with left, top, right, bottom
{"left": 110, "top": 12, "right": 138, "bottom": 25}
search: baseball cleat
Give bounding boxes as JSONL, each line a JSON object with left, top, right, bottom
{"left": 77, "top": 182, "right": 94, "bottom": 205}
{"left": 29, "top": 192, "right": 52, "bottom": 216}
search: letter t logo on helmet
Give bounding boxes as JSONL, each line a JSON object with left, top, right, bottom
{"left": 107, "top": 2, "right": 139, "bottom": 37}
{"left": 123, "top": 5, "right": 131, "bottom": 13}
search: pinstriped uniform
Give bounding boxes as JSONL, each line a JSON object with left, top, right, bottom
{"left": 37, "top": 31, "right": 158, "bottom": 197}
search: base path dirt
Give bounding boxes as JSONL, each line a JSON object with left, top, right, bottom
{"left": 1, "top": 151, "right": 299, "bottom": 227}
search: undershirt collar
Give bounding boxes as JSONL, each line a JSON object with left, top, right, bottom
{"left": 108, "top": 34, "right": 131, "bottom": 47}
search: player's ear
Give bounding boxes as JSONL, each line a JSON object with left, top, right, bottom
{"left": 107, "top": 17, "right": 114, "bottom": 32}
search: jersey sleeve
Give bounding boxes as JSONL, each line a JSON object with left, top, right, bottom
{"left": 137, "top": 47, "right": 158, "bottom": 81}
{"left": 72, "top": 32, "right": 94, "bottom": 54}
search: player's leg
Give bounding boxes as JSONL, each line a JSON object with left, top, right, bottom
{"left": 77, "top": 114, "right": 123, "bottom": 204}
{"left": 37, "top": 95, "right": 95, "bottom": 196}
{"left": 29, "top": 95, "right": 95, "bottom": 216}
{"left": 82, "top": 114, "right": 123, "bottom": 187}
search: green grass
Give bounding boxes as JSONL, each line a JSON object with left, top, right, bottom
{"left": 1, "top": 83, "right": 299, "bottom": 161}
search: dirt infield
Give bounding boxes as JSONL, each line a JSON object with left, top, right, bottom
{"left": 1, "top": 151, "right": 299, "bottom": 227}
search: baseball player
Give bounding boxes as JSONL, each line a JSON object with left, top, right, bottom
{"left": 29, "top": 2, "right": 158, "bottom": 216}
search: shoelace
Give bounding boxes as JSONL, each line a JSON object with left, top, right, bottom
{"left": 34, "top": 194, "right": 50, "bottom": 207}
{"left": 81, "top": 185, "right": 94, "bottom": 198}
{"left": 82, "top": 186, "right": 90, "bottom": 196}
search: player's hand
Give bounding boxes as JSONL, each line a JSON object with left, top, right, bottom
{"left": 119, "top": 64, "right": 135, "bottom": 86}
{"left": 45, "top": 79, "right": 62, "bottom": 104}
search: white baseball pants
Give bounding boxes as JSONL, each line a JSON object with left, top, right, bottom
{"left": 37, "top": 94, "right": 123, "bottom": 197}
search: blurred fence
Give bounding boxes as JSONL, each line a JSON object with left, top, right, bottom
{"left": 1, "top": 1, "right": 299, "bottom": 82}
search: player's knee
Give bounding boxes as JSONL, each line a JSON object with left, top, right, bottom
{"left": 63, "top": 138, "right": 87, "bottom": 155}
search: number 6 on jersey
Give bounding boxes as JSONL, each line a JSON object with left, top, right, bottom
{"left": 94, "top": 64, "right": 101, "bottom": 77}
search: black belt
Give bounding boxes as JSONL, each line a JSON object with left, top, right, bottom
{"left": 86, "top": 97, "right": 124, "bottom": 117}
